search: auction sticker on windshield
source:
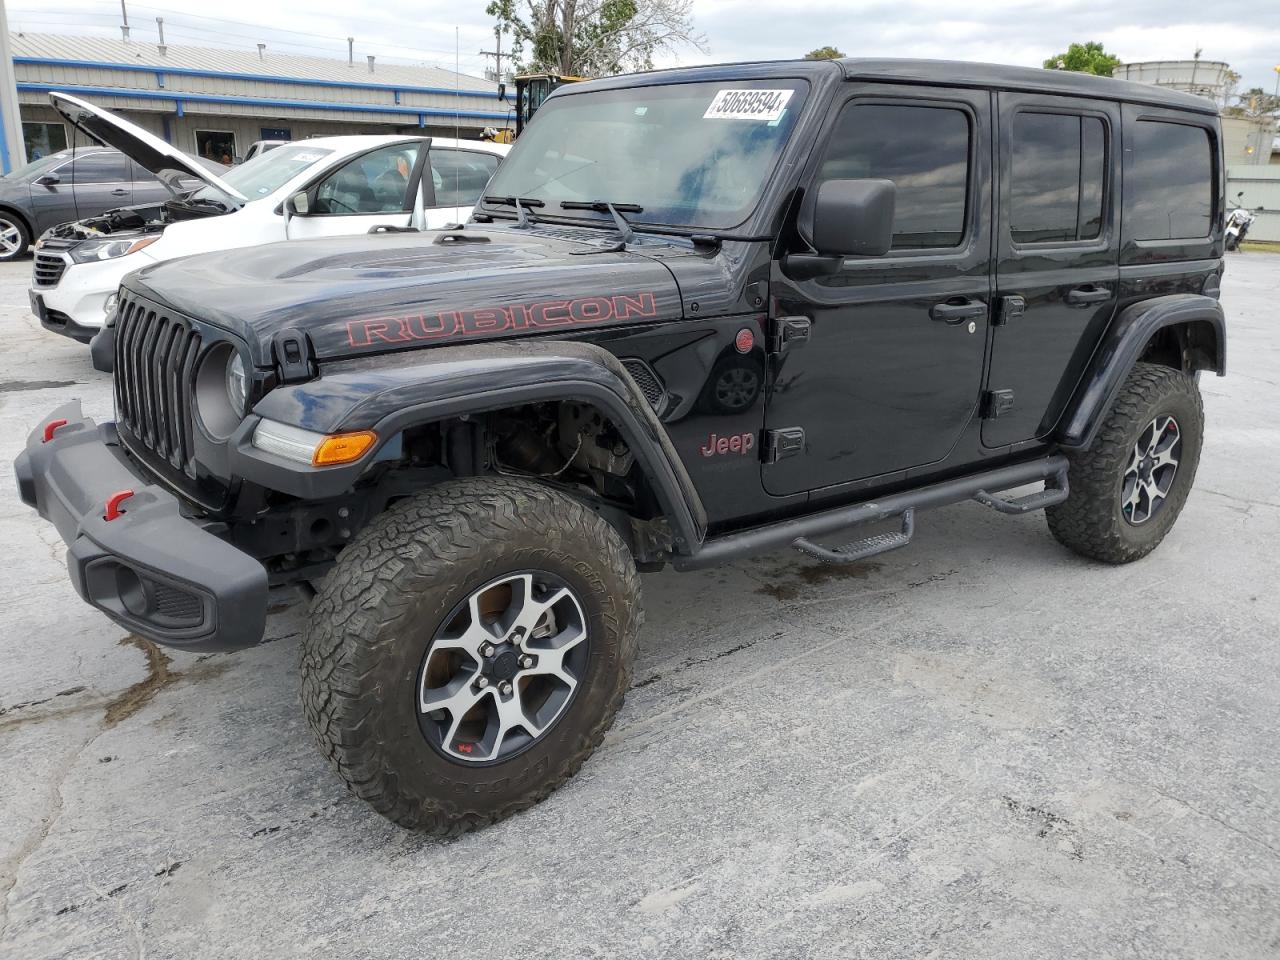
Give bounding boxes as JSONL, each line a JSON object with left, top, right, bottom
{"left": 703, "top": 89, "right": 794, "bottom": 121}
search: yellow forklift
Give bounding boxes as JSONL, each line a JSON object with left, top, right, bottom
{"left": 487, "top": 73, "right": 583, "bottom": 143}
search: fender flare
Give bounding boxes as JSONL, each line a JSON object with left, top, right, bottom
{"left": 1056, "top": 294, "right": 1225, "bottom": 451}
{"left": 236, "top": 340, "right": 709, "bottom": 554}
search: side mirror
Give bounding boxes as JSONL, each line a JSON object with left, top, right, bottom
{"left": 787, "top": 179, "right": 896, "bottom": 278}
{"left": 35, "top": 174, "right": 60, "bottom": 186}
{"left": 286, "top": 191, "right": 310, "bottom": 216}
{"left": 497, "top": 82, "right": 507, "bottom": 102}
{"left": 810, "top": 179, "right": 896, "bottom": 257}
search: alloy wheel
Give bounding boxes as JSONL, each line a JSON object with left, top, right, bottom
{"left": 417, "top": 572, "right": 590, "bottom": 763}
{"left": 0, "top": 219, "right": 22, "bottom": 257}
{"left": 1121, "top": 414, "right": 1181, "bottom": 525}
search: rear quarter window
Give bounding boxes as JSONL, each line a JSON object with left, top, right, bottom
{"left": 1128, "top": 120, "right": 1214, "bottom": 241}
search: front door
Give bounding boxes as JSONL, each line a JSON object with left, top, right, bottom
{"left": 764, "top": 86, "right": 993, "bottom": 496}
{"left": 286, "top": 141, "right": 424, "bottom": 240}
{"left": 29, "top": 151, "right": 132, "bottom": 233}
{"left": 983, "top": 93, "right": 1121, "bottom": 446}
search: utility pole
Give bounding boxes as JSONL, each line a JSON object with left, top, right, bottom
{"left": 0, "top": 0, "right": 26, "bottom": 173}
{"left": 479, "top": 25, "right": 506, "bottom": 82}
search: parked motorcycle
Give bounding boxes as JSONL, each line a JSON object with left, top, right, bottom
{"left": 1226, "top": 191, "right": 1257, "bottom": 251}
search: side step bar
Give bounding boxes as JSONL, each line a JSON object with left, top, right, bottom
{"left": 795, "top": 509, "right": 915, "bottom": 564}
{"left": 676, "top": 455, "right": 1069, "bottom": 571}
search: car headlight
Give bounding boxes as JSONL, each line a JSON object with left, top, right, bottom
{"left": 226, "top": 352, "right": 248, "bottom": 418}
{"left": 69, "top": 235, "right": 159, "bottom": 264}
{"left": 194, "top": 343, "right": 250, "bottom": 439}
{"left": 252, "top": 420, "right": 378, "bottom": 467}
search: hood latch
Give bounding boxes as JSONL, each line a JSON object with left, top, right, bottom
{"left": 272, "top": 329, "right": 316, "bottom": 384}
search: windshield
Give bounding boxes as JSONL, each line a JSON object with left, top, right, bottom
{"left": 482, "top": 79, "right": 808, "bottom": 230}
{"left": 190, "top": 144, "right": 335, "bottom": 205}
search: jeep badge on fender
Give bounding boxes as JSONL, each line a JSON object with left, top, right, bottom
{"left": 16, "top": 58, "right": 1226, "bottom": 834}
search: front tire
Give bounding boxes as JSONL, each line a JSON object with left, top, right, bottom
{"left": 0, "top": 214, "right": 30, "bottom": 262}
{"left": 1047, "top": 362, "right": 1203, "bottom": 564}
{"left": 300, "top": 476, "right": 642, "bottom": 834}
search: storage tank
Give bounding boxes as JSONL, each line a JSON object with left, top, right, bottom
{"left": 1114, "top": 60, "right": 1233, "bottom": 104}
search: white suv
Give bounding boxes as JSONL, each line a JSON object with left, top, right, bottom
{"left": 31, "top": 93, "right": 508, "bottom": 344}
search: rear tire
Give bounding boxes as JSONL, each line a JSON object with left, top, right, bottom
{"left": 1047, "top": 362, "right": 1203, "bottom": 564}
{"left": 0, "top": 214, "right": 30, "bottom": 262}
{"left": 300, "top": 476, "right": 642, "bottom": 834}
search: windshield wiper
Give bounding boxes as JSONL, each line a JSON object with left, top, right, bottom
{"left": 559, "top": 200, "right": 642, "bottom": 246}
{"left": 482, "top": 195, "right": 545, "bottom": 229}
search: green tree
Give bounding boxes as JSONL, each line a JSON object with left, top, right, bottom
{"left": 487, "top": 0, "right": 707, "bottom": 78}
{"left": 804, "top": 46, "right": 845, "bottom": 60}
{"left": 1043, "top": 41, "right": 1122, "bottom": 77}
{"left": 1222, "top": 87, "right": 1280, "bottom": 119}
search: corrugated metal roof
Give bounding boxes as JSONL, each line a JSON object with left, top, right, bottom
{"left": 10, "top": 32, "right": 496, "bottom": 94}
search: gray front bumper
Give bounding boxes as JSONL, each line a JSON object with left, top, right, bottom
{"left": 14, "top": 401, "right": 268, "bottom": 650}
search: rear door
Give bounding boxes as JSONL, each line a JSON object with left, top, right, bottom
{"left": 424, "top": 147, "right": 502, "bottom": 226}
{"left": 983, "top": 93, "right": 1121, "bottom": 447}
{"left": 764, "top": 85, "right": 993, "bottom": 495}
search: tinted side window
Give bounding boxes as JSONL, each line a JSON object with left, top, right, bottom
{"left": 1010, "top": 113, "right": 1107, "bottom": 244}
{"left": 430, "top": 150, "right": 500, "bottom": 207}
{"left": 63, "top": 152, "right": 130, "bottom": 184}
{"left": 1129, "top": 121, "right": 1213, "bottom": 241}
{"left": 819, "top": 103, "right": 970, "bottom": 250}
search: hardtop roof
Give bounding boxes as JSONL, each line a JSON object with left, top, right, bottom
{"left": 567, "top": 57, "right": 1218, "bottom": 116}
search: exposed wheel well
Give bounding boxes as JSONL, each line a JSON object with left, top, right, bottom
{"left": 383, "top": 400, "right": 675, "bottom": 562}
{"left": 1139, "top": 320, "right": 1221, "bottom": 376}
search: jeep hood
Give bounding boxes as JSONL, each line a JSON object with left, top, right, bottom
{"left": 50, "top": 92, "right": 247, "bottom": 202}
{"left": 124, "top": 228, "right": 685, "bottom": 364}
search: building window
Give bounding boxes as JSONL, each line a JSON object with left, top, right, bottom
{"left": 260, "top": 127, "right": 291, "bottom": 141}
{"left": 817, "top": 102, "right": 971, "bottom": 250}
{"left": 195, "top": 130, "right": 237, "bottom": 165}
{"left": 1009, "top": 112, "right": 1108, "bottom": 244}
{"left": 23, "top": 122, "right": 67, "bottom": 160}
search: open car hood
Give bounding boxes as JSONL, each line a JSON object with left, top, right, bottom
{"left": 49, "top": 92, "right": 248, "bottom": 203}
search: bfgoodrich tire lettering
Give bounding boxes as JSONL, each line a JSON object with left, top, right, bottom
{"left": 1047, "top": 361, "right": 1204, "bottom": 564}
{"left": 300, "top": 476, "right": 642, "bottom": 834}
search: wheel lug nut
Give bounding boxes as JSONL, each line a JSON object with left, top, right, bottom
{"left": 519, "top": 655, "right": 534, "bottom": 669}
{"left": 476, "top": 676, "right": 489, "bottom": 689}
{"left": 480, "top": 643, "right": 495, "bottom": 657}
{"left": 499, "top": 681, "right": 513, "bottom": 695}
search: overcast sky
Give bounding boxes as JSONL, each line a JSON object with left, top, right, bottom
{"left": 6, "top": 0, "right": 1279, "bottom": 96}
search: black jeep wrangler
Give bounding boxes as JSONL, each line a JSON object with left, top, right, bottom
{"left": 16, "top": 59, "right": 1226, "bottom": 833}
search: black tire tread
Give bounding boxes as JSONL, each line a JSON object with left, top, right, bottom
{"left": 1047, "top": 361, "right": 1203, "bottom": 564}
{"left": 299, "top": 476, "right": 641, "bottom": 835}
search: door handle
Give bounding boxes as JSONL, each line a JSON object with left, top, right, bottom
{"left": 930, "top": 299, "right": 987, "bottom": 324}
{"left": 1065, "top": 285, "right": 1111, "bottom": 307}
{"left": 110, "top": 189, "right": 129, "bottom": 197}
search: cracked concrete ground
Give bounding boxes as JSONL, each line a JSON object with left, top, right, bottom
{"left": 2, "top": 254, "right": 1278, "bottom": 959}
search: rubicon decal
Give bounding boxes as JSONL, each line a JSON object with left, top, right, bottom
{"left": 700, "top": 431, "right": 756, "bottom": 457}
{"left": 347, "top": 292, "right": 659, "bottom": 348}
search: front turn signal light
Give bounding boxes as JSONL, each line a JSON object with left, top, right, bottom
{"left": 312, "top": 431, "right": 378, "bottom": 466}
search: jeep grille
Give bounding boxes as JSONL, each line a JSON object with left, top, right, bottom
{"left": 113, "top": 293, "right": 203, "bottom": 476}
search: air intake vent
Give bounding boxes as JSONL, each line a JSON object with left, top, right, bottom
{"left": 621, "top": 358, "right": 666, "bottom": 412}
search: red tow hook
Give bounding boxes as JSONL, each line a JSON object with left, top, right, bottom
{"left": 42, "top": 418, "right": 69, "bottom": 443}
{"left": 104, "top": 490, "right": 134, "bottom": 522}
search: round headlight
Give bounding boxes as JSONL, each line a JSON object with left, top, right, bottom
{"left": 226, "top": 352, "right": 248, "bottom": 418}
